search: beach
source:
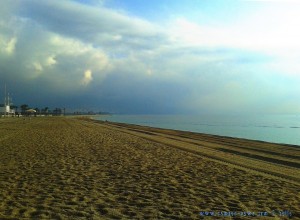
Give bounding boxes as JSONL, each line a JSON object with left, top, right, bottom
{"left": 0, "top": 117, "right": 299, "bottom": 219}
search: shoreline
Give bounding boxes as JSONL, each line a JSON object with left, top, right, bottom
{"left": 90, "top": 114, "right": 300, "bottom": 147}
{"left": 90, "top": 117, "right": 300, "bottom": 149}
{"left": 0, "top": 117, "right": 299, "bottom": 219}
{"left": 83, "top": 118, "right": 300, "bottom": 185}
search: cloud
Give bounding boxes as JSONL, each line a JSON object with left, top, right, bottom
{"left": 32, "top": 62, "right": 43, "bottom": 73}
{"left": 170, "top": 7, "right": 300, "bottom": 54}
{"left": 0, "top": 0, "right": 300, "bottom": 114}
{"left": 46, "top": 56, "right": 57, "bottom": 67}
{"left": 0, "top": 12, "right": 110, "bottom": 87}
{"left": 2, "top": 37, "right": 17, "bottom": 55}
{"left": 82, "top": 69, "right": 93, "bottom": 86}
{"left": 18, "top": 0, "right": 165, "bottom": 52}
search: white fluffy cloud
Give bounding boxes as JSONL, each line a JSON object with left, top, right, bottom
{"left": 46, "top": 56, "right": 57, "bottom": 67}
{"left": 170, "top": 4, "right": 300, "bottom": 54}
{"left": 82, "top": 69, "right": 93, "bottom": 86}
{"left": 2, "top": 37, "right": 17, "bottom": 55}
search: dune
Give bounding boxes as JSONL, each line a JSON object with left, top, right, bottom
{"left": 0, "top": 117, "right": 299, "bottom": 219}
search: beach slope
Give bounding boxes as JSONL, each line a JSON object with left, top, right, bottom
{"left": 0, "top": 117, "right": 299, "bottom": 219}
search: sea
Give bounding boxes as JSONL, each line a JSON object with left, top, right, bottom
{"left": 92, "top": 114, "right": 300, "bottom": 146}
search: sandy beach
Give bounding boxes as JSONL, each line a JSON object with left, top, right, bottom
{"left": 0, "top": 117, "right": 299, "bottom": 219}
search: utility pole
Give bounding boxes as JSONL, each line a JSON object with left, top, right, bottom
{"left": 4, "top": 84, "right": 7, "bottom": 116}
{"left": 4, "top": 84, "right": 7, "bottom": 106}
{"left": 3, "top": 84, "right": 13, "bottom": 116}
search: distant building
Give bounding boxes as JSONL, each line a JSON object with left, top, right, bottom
{"left": 0, "top": 104, "right": 15, "bottom": 116}
{"left": 0, "top": 85, "right": 15, "bottom": 116}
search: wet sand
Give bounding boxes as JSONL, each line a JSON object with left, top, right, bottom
{"left": 0, "top": 117, "right": 299, "bottom": 219}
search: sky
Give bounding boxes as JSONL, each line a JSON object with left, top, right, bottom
{"left": 1, "top": 0, "right": 300, "bottom": 114}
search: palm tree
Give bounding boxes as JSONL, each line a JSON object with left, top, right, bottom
{"left": 20, "top": 104, "right": 29, "bottom": 114}
{"left": 34, "top": 108, "right": 40, "bottom": 116}
{"left": 10, "top": 105, "right": 18, "bottom": 111}
{"left": 42, "top": 107, "right": 49, "bottom": 115}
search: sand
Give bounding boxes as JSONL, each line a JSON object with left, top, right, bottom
{"left": 0, "top": 117, "right": 299, "bottom": 219}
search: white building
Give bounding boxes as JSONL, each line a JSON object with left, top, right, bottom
{"left": 0, "top": 105, "right": 15, "bottom": 116}
{"left": 0, "top": 86, "right": 15, "bottom": 116}
{"left": 0, "top": 105, "right": 9, "bottom": 113}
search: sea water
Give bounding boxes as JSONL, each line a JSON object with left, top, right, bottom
{"left": 92, "top": 114, "right": 300, "bottom": 146}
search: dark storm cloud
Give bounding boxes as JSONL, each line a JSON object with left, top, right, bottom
{"left": 0, "top": 0, "right": 181, "bottom": 113}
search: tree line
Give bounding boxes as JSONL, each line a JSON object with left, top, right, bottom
{"left": 13, "top": 104, "right": 65, "bottom": 116}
